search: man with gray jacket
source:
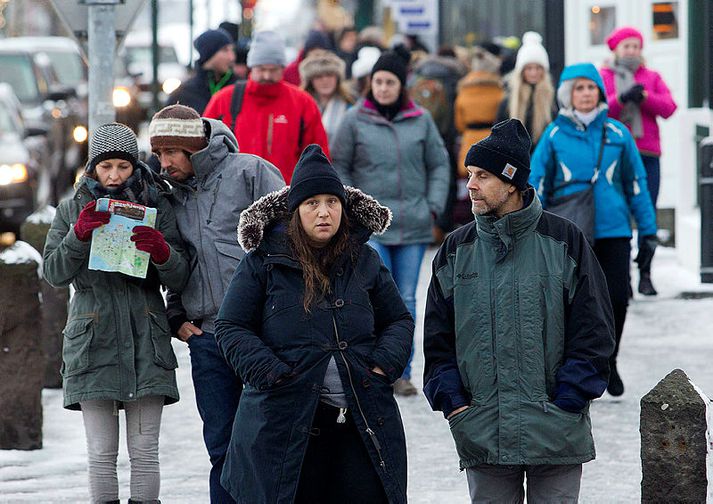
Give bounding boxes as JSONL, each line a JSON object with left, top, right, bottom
{"left": 148, "top": 104, "right": 284, "bottom": 503}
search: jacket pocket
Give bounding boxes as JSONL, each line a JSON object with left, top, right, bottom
{"left": 62, "top": 316, "right": 95, "bottom": 377}
{"left": 148, "top": 311, "right": 178, "bottom": 370}
{"left": 214, "top": 240, "right": 241, "bottom": 292}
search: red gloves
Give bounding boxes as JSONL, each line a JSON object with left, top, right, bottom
{"left": 74, "top": 201, "right": 111, "bottom": 242}
{"left": 131, "top": 226, "right": 170, "bottom": 265}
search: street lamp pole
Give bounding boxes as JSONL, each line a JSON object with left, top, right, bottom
{"left": 86, "top": 0, "right": 119, "bottom": 139}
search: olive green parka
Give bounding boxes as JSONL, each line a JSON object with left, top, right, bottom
{"left": 43, "top": 175, "right": 189, "bottom": 410}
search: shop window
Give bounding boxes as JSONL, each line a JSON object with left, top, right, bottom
{"left": 652, "top": 2, "right": 679, "bottom": 40}
{"left": 589, "top": 5, "right": 616, "bottom": 45}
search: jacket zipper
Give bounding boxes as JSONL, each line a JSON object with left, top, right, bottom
{"left": 192, "top": 188, "right": 216, "bottom": 311}
{"left": 331, "top": 315, "right": 386, "bottom": 469}
{"left": 206, "top": 175, "right": 222, "bottom": 224}
{"left": 267, "top": 113, "right": 274, "bottom": 156}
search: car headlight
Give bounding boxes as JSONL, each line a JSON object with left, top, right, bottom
{"left": 0, "top": 163, "right": 28, "bottom": 185}
{"left": 113, "top": 86, "right": 132, "bottom": 108}
{"left": 73, "top": 125, "right": 88, "bottom": 143}
{"left": 162, "top": 78, "right": 182, "bottom": 95}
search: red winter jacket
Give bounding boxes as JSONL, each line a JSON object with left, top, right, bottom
{"left": 204, "top": 79, "right": 329, "bottom": 183}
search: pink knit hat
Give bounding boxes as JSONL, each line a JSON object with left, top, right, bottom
{"left": 606, "top": 26, "right": 643, "bottom": 51}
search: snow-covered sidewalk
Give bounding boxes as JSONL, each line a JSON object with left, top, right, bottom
{"left": 1, "top": 246, "right": 712, "bottom": 502}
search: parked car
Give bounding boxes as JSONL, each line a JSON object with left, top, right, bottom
{"left": 119, "top": 30, "right": 188, "bottom": 112}
{"left": 0, "top": 37, "right": 86, "bottom": 204}
{"left": 0, "top": 84, "right": 50, "bottom": 233}
{"left": 0, "top": 37, "right": 145, "bottom": 202}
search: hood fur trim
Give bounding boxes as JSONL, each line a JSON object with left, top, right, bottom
{"left": 238, "top": 186, "right": 393, "bottom": 253}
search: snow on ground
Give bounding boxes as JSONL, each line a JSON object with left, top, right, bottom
{"left": 1, "top": 246, "right": 712, "bottom": 502}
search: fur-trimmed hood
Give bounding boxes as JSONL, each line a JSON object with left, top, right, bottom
{"left": 238, "top": 186, "right": 392, "bottom": 253}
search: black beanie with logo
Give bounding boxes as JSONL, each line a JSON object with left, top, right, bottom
{"left": 464, "top": 119, "right": 532, "bottom": 191}
{"left": 288, "top": 144, "right": 346, "bottom": 212}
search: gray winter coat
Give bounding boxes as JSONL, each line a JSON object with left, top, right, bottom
{"left": 331, "top": 98, "right": 450, "bottom": 245}
{"left": 167, "top": 118, "right": 285, "bottom": 333}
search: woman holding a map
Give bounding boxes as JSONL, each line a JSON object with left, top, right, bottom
{"left": 43, "top": 122, "right": 189, "bottom": 504}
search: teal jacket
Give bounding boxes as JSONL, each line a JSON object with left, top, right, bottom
{"left": 43, "top": 175, "right": 189, "bottom": 410}
{"left": 332, "top": 98, "right": 450, "bottom": 245}
{"left": 423, "top": 190, "right": 615, "bottom": 467}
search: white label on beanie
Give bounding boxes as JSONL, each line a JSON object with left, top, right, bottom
{"left": 502, "top": 163, "right": 517, "bottom": 180}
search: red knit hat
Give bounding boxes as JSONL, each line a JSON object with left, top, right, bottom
{"left": 606, "top": 26, "right": 643, "bottom": 51}
{"left": 149, "top": 104, "right": 208, "bottom": 154}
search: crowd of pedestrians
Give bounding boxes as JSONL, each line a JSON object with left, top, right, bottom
{"left": 43, "top": 20, "right": 676, "bottom": 504}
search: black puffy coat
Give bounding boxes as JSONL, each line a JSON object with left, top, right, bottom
{"left": 215, "top": 187, "right": 414, "bottom": 504}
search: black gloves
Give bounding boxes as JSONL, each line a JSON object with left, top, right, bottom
{"left": 619, "top": 83, "right": 645, "bottom": 104}
{"left": 635, "top": 235, "right": 658, "bottom": 271}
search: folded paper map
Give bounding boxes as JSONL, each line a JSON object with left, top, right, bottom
{"left": 88, "top": 198, "right": 157, "bottom": 278}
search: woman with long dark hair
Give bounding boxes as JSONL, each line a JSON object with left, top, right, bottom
{"left": 215, "top": 145, "right": 413, "bottom": 504}
{"left": 43, "top": 123, "right": 188, "bottom": 503}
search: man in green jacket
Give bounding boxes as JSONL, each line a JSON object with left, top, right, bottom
{"left": 423, "top": 119, "right": 615, "bottom": 502}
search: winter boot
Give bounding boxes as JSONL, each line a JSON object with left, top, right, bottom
{"left": 393, "top": 378, "right": 418, "bottom": 396}
{"left": 607, "top": 363, "right": 624, "bottom": 397}
{"left": 638, "top": 271, "right": 658, "bottom": 296}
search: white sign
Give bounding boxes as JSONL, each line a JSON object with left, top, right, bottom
{"left": 389, "top": 0, "right": 437, "bottom": 35}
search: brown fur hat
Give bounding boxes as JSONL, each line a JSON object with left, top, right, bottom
{"left": 299, "top": 49, "right": 345, "bottom": 86}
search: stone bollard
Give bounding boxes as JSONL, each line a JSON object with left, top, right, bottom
{"left": 20, "top": 206, "right": 67, "bottom": 389}
{"left": 0, "top": 241, "right": 44, "bottom": 450}
{"left": 640, "top": 368, "right": 710, "bottom": 502}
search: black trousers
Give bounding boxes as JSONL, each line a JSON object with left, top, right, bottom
{"left": 295, "top": 402, "right": 388, "bottom": 504}
{"left": 593, "top": 237, "right": 631, "bottom": 363}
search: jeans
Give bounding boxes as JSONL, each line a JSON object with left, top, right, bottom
{"left": 638, "top": 154, "right": 660, "bottom": 272}
{"left": 81, "top": 396, "right": 164, "bottom": 503}
{"left": 368, "top": 241, "right": 427, "bottom": 380}
{"left": 466, "top": 464, "right": 582, "bottom": 503}
{"left": 640, "top": 154, "right": 660, "bottom": 209}
{"left": 188, "top": 333, "right": 242, "bottom": 504}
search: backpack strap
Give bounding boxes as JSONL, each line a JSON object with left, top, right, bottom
{"left": 229, "top": 81, "right": 247, "bottom": 131}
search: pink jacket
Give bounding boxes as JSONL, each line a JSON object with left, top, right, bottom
{"left": 600, "top": 65, "right": 677, "bottom": 156}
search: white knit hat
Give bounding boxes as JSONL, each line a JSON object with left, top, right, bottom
{"left": 515, "top": 32, "right": 549, "bottom": 72}
{"left": 351, "top": 46, "right": 382, "bottom": 80}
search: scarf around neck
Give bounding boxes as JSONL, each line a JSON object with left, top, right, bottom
{"left": 614, "top": 57, "right": 643, "bottom": 138}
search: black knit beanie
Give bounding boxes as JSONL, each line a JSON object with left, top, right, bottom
{"left": 195, "top": 29, "right": 233, "bottom": 66}
{"left": 371, "top": 45, "right": 410, "bottom": 85}
{"left": 288, "top": 144, "right": 346, "bottom": 212}
{"left": 87, "top": 122, "right": 138, "bottom": 173}
{"left": 464, "top": 119, "right": 532, "bottom": 191}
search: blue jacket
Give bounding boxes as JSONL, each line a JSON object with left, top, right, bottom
{"left": 529, "top": 63, "right": 657, "bottom": 240}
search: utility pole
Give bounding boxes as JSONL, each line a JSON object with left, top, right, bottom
{"left": 86, "top": 0, "right": 119, "bottom": 138}
{"left": 151, "top": 0, "right": 159, "bottom": 115}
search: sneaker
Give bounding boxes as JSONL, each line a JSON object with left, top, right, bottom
{"left": 393, "top": 378, "right": 418, "bottom": 396}
{"left": 607, "top": 364, "right": 624, "bottom": 396}
{"left": 638, "top": 271, "right": 658, "bottom": 296}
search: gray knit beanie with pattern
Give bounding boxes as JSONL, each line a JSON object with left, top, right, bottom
{"left": 87, "top": 122, "right": 139, "bottom": 172}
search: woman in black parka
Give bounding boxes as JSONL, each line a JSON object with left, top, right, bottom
{"left": 215, "top": 144, "right": 413, "bottom": 504}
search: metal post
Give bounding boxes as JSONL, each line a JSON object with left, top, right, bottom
{"left": 188, "top": 0, "right": 194, "bottom": 69}
{"left": 151, "top": 0, "right": 159, "bottom": 115}
{"left": 87, "top": 0, "right": 118, "bottom": 140}
{"left": 700, "top": 137, "right": 713, "bottom": 282}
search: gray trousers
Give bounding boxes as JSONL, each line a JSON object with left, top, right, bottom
{"left": 466, "top": 464, "right": 582, "bottom": 504}
{"left": 80, "top": 396, "right": 164, "bottom": 503}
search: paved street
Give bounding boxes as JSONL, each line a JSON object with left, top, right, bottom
{"left": 1, "top": 246, "right": 713, "bottom": 502}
